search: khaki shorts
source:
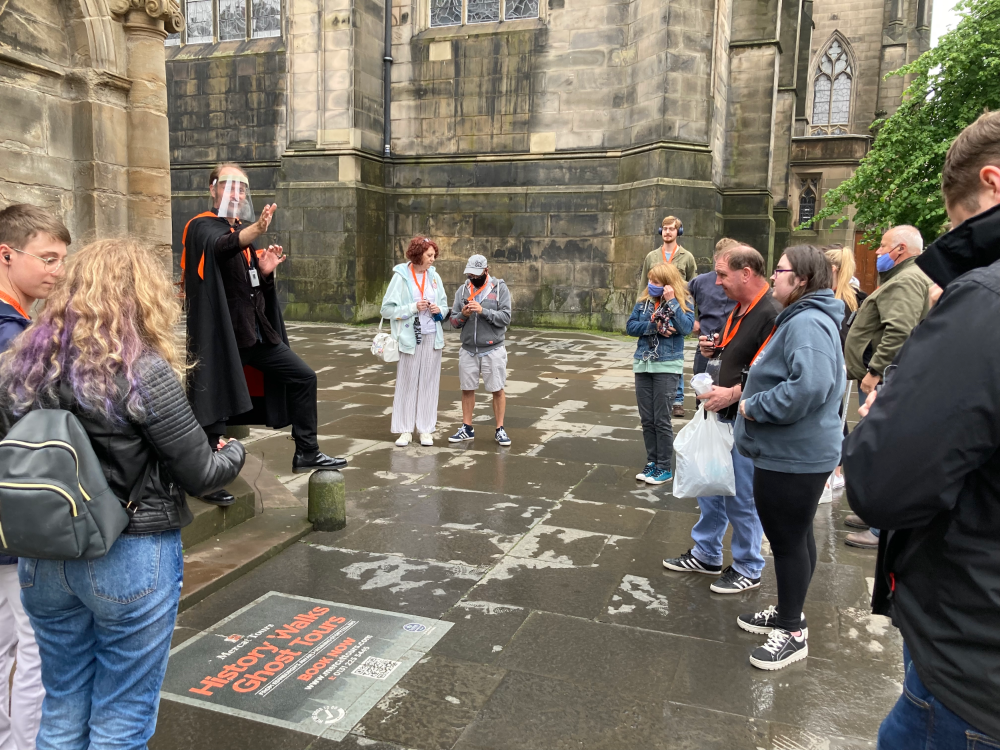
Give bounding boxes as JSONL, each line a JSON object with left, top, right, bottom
{"left": 459, "top": 346, "right": 507, "bottom": 392}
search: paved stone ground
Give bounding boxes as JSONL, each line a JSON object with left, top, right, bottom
{"left": 153, "top": 324, "right": 903, "bottom": 750}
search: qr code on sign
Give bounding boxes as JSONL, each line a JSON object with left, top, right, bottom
{"left": 351, "top": 656, "right": 401, "bottom": 680}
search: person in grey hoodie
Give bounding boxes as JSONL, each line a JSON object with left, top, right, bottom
{"left": 734, "top": 245, "right": 846, "bottom": 671}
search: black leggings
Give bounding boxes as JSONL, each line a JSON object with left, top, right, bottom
{"left": 753, "top": 468, "right": 829, "bottom": 631}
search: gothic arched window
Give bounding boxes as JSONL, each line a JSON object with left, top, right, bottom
{"left": 797, "top": 177, "right": 820, "bottom": 227}
{"left": 811, "top": 40, "right": 853, "bottom": 135}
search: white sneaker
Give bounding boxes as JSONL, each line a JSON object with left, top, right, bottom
{"left": 419, "top": 433, "right": 433, "bottom": 446}
{"left": 819, "top": 481, "right": 833, "bottom": 504}
{"left": 395, "top": 433, "right": 412, "bottom": 447}
{"left": 830, "top": 472, "right": 845, "bottom": 490}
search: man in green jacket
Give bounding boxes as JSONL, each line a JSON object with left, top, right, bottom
{"left": 639, "top": 216, "right": 699, "bottom": 416}
{"left": 843, "top": 224, "right": 931, "bottom": 548}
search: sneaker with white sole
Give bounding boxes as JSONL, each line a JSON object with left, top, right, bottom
{"left": 395, "top": 432, "right": 412, "bottom": 447}
{"left": 448, "top": 425, "right": 475, "bottom": 443}
{"left": 819, "top": 481, "right": 833, "bottom": 504}
{"left": 662, "top": 550, "right": 722, "bottom": 575}
{"left": 709, "top": 565, "right": 761, "bottom": 594}
{"left": 645, "top": 467, "right": 672, "bottom": 485}
{"left": 830, "top": 472, "right": 845, "bottom": 490}
{"left": 635, "top": 462, "right": 656, "bottom": 481}
{"left": 419, "top": 433, "right": 433, "bottom": 446}
{"left": 749, "top": 627, "right": 808, "bottom": 670}
{"left": 737, "top": 605, "right": 808, "bottom": 637}
{"left": 495, "top": 427, "right": 511, "bottom": 446}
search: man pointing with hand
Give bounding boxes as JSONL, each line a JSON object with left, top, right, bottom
{"left": 183, "top": 163, "right": 346, "bottom": 504}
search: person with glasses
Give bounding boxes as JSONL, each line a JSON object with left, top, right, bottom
{"left": 842, "top": 225, "right": 931, "bottom": 549}
{"left": 0, "top": 202, "right": 71, "bottom": 750}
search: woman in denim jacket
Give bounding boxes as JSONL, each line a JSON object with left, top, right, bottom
{"left": 626, "top": 263, "right": 695, "bottom": 485}
{"left": 380, "top": 237, "right": 449, "bottom": 447}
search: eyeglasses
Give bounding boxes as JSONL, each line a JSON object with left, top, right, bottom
{"left": 773, "top": 269, "right": 796, "bottom": 276}
{"left": 12, "top": 247, "right": 64, "bottom": 273}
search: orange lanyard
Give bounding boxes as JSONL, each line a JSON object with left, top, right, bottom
{"left": 662, "top": 245, "right": 677, "bottom": 264}
{"left": 468, "top": 274, "right": 490, "bottom": 300}
{"left": 719, "top": 286, "right": 769, "bottom": 348}
{"left": 410, "top": 265, "right": 427, "bottom": 300}
{"left": 0, "top": 290, "right": 28, "bottom": 320}
{"left": 750, "top": 325, "right": 777, "bottom": 367}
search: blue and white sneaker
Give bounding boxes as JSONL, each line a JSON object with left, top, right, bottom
{"left": 495, "top": 427, "right": 511, "bottom": 446}
{"left": 448, "top": 424, "right": 475, "bottom": 443}
{"left": 635, "top": 462, "right": 656, "bottom": 481}
{"left": 645, "top": 468, "right": 673, "bottom": 485}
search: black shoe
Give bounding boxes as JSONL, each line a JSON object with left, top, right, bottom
{"left": 749, "top": 628, "right": 808, "bottom": 670}
{"left": 200, "top": 489, "right": 236, "bottom": 507}
{"left": 737, "top": 604, "right": 808, "bottom": 637}
{"left": 293, "top": 450, "right": 348, "bottom": 473}
{"left": 710, "top": 565, "right": 761, "bottom": 594}
{"left": 662, "top": 550, "right": 722, "bottom": 575}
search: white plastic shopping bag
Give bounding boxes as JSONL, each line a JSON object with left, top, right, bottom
{"left": 672, "top": 404, "right": 736, "bottom": 497}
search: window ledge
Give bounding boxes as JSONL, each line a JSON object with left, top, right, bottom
{"left": 166, "top": 36, "right": 285, "bottom": 58}
{"left": 415, "top": 17, "right": 544, "bottom": 40}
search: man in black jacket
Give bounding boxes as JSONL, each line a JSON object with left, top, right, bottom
{"left": 183, "top": 164, "right": 346, "bottom": 502}
{"left": 843, "top": 111, "right": 1000, "bottom": 748}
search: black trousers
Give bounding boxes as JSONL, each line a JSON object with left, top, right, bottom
{"left": 238, "top": 342, "right": 319, "bottom": 453}
{"left": 752, "top": 467, "right": 829, "bottom": 631}
{"left": 635, "top": 372, "right": 680, "bottom": 470}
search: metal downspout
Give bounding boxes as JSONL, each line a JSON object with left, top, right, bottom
{"left": 383, "top": 0, "right": 393, "bottom": 157}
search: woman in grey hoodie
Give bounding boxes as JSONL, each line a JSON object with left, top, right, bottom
{"left": 734, "top": 245, "right": 846, "bottom": 670}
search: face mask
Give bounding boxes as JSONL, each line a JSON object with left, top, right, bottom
{"left": 647, "top": 282, "right": 664, "bottom": 297}
{"left": 468, "top": 273, "right": 487, "bottom": 286}
{"left": 876, "top": 252, "right": 896, "bottom": 273}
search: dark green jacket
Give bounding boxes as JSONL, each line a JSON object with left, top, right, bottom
{"left": 844, "top": 256, "right": 931, "bottom": 380}
{"left": 639, "top": 245, "right": 699, "bottom": 292}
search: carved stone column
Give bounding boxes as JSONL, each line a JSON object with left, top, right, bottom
{"left": 109, "top": 0, "right": 182, "bottom": 266}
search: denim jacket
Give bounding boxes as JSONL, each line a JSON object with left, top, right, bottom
{"left": 625, "top": 298, "right": 695, "bottom": 362}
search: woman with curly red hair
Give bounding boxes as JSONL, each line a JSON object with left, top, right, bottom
{"left": 380, "top": 237, "right": 449, "bottom": 446}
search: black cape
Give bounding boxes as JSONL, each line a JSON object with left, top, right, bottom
{"left": 182, "top": 213, "right": 291, "bottom": 429}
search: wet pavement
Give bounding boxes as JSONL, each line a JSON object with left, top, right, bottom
{"left": 154, "top": 325, "right": 901, "bottom": 750}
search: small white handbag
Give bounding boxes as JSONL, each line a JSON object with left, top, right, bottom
{"left": 371, "top": 318, "right": 399, "bottom": 363}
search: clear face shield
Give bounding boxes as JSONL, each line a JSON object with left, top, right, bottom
{"left": 214, "top": 176, "right": 256, "bottom": 223}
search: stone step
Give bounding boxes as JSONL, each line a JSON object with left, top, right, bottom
{"left": 180, "top": 475, "right": 258, "bottom": 551}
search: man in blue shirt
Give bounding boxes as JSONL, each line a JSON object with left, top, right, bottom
{"left": 687, "top": 239, "right": 739, "bottom": 375}
{"left": 0, "top": 203, "right": 70, "bottom": 750}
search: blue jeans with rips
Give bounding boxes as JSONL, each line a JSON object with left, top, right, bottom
{"left": 877, "top": 643, "right": 999, "bottom": 750}
{"left": 690, "top": 429, "right": 765, "bottom": 579}
{"left": 18, "top": 530, "right": 183, "bottom": 750}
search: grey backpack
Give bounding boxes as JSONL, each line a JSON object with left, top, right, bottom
{"left": 0, "top": 409, "right": 148, "bottom": 560}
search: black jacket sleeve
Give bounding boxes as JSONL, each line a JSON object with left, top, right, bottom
{"left": 137, "top": 357, "right": 246, "bottom": 496}
{"left": 214, "top": 227, "right": 248, "bottom": 260}
{"left": 843, "top": 274, "right": 1000, "bottom": 528}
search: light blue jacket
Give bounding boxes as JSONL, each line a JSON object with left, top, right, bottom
{"left": 380, "top": 263, "right": 449, "bottom": 354}
{"left": 735, "top": 290, "right": 846, "bottom": 473}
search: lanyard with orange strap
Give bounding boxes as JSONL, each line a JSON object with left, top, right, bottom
{"left": 410, "top": 264, "right": 428, "bottom": 300}
{"left": 468, "top": 274, "right": 490, "bottom": 302}
{"left": 749, "top": 325, "right": 777, "bottom": 367}
{"left": 0, "top": 290, "right": 28, "bottom": 320}
{"left": 662, "top": 245, "right": 678, "bottom": 264}
{"left": 718, "top": 284, "right": 769, "bottom": 349}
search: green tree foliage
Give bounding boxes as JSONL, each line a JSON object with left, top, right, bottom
{"left": 802, "top": 0, "right": 1000, "bottom": 243}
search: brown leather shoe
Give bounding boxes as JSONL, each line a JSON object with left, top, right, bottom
{"left": 845, "top": 529, "right": 879, "bottom": 549}
{"left": 672, "top": 403, "right": 685, "bottom": 418}
{"left": 844, "top": 514, "right": 869, "bottom": 529}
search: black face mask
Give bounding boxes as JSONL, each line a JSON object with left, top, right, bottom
{"left": 468, "top": 273, "right": 487, "bottom": 286}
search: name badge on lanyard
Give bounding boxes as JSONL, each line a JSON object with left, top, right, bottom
{"left": 248, "top": 268, "right": 261, "bottom": 287}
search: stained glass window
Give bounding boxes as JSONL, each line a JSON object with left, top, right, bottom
{"left": 186, "top": 0, "right": 214, "bottom": 42}
{"left": 431, "top": 0, "right": 462, "bottom": 26}
{"left": 165, "top": 31, "right": 181, "bottom": 45}
{"left": 467, "top": 0, "right": 500, "bottom": 23}
{"left": 811, "top": 40, "right": 853, "bottom": 134}
{"left": 251, "top": 0, "right": 281, "bottom": 37}
{"left": 219, "top": 0, "right": 246, "bottom": 41}
{"left": 797, "top": 181, "right": 818, "bottom": 226}
{"left": 504, "top": 0, "right": 538, "bottom": 20}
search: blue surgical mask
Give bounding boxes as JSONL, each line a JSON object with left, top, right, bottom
{"left": 876, "top": 252, "right": 896, "bottom": 273}
{"left": 647, "top": 282, "right": 664, "bottom": 297}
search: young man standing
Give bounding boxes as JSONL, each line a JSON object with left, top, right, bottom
{"left": 0, "top": 203, "right": 70, "bottom": 750}
{"left": 662, "top": 244, "right": 779, "bottom": 594}
{"left": 639, "top": 216, "right": 699, "bottom": 417}
{"left": 448, "top": 254, "right": 513, "bottom": 447}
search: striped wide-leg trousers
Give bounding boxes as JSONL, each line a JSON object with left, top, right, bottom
{"left": 391, "top": 336, "right": 443, "bottom": 434}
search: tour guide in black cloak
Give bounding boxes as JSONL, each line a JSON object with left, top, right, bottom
{"left": 183, "top": 163, "right": 346, "bottom": 505}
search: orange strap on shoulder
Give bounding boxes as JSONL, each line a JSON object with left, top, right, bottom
{"left": 181, "top": 212, "right": 217, "bottom": 281}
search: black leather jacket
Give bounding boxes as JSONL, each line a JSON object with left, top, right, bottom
{"left": 0, "top": 354, "right": 245, "bottom": 534}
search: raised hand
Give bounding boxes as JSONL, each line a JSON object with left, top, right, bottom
{"left": 256, "top": 203, "right": 277, "bottom": 233}
{"left": 258, "top": 244, "right": 286, "bottom": 276}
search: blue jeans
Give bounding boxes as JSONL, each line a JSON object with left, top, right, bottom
{"left": 691, "top": 433, "right": 765, "bottom": 579}
{"left": 878, "top": 643, "right": 999, "bottom": 749}
{"left": 18, "top": 531, "right": 183, "bottom": 750}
